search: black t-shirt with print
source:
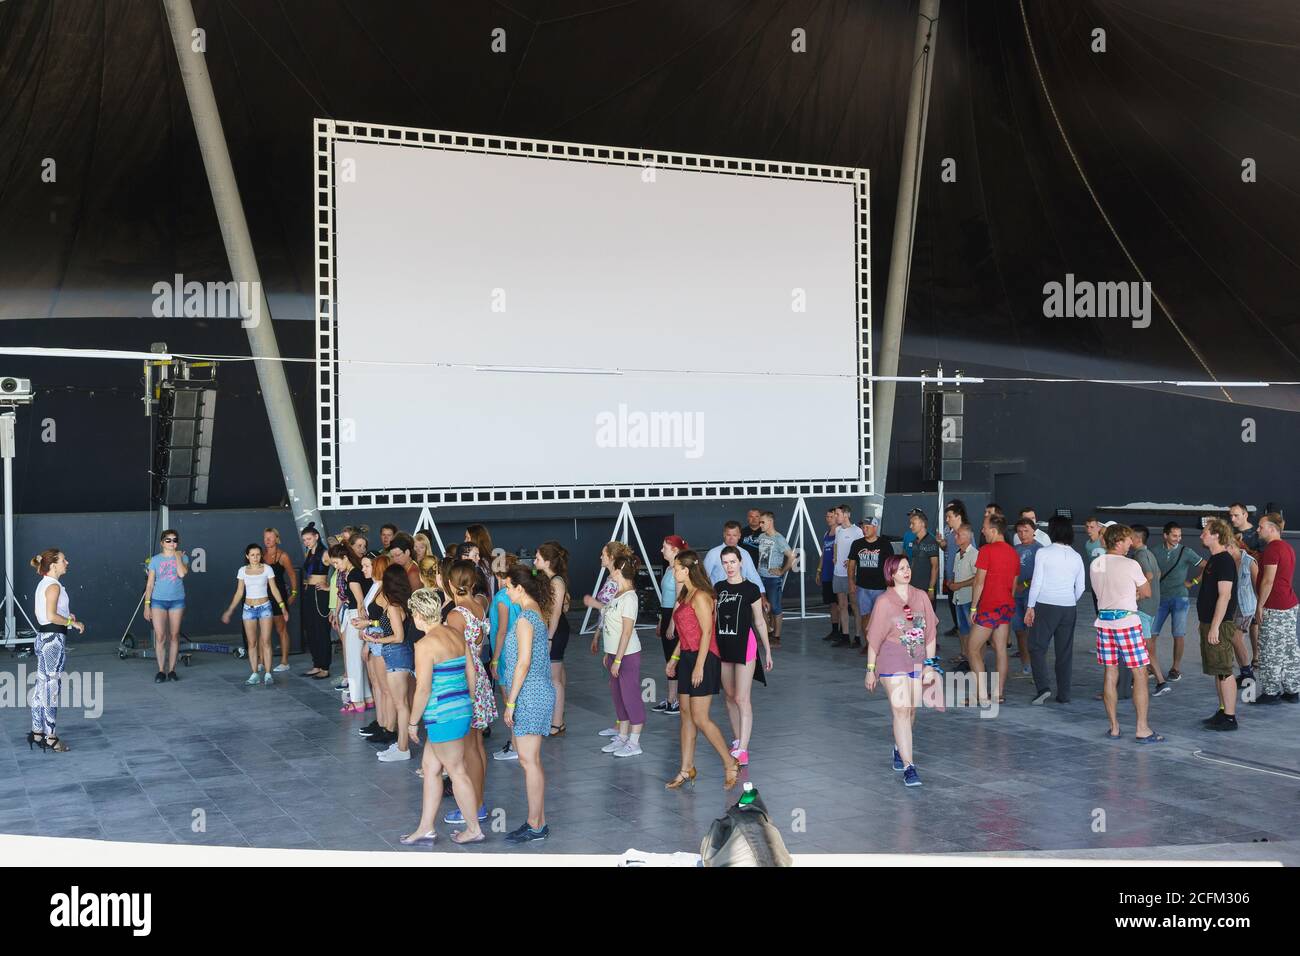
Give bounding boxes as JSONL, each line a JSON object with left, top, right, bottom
{"left": 714, "top": 580, "right": 760, "bottom": 663}
{"left": 848, "top": 535, "right": 895, "bottom": 590}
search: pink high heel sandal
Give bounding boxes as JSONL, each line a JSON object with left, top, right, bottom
{"left": 340, "top": 702, "right": 365, "bottom": 714}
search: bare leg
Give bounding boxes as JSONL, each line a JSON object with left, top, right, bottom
{"left": 992, "top": 624, "right": 1010, "bottom": 699}
{"left": 881, "top": 675, "right": 916, "bottom": 764}
{"left": 434, "top": 738, "right": 482, "bottom": 839}
{"left": 514, "top": 734, "right": 546, "bottom": 830}
{"left": 463, "top": 728, "right": 484, "bottom": 808}
{"left": 1221, "top": 673, "right": 1238, "bottom": 718}
{"left": 1103, "top": 665, "right": 1120, "bottom": 735}
{"left": 688, "top": 694, "right": 736, "bottom": 769}
{"left": 968, "top": 623, "right": 991, "bottom": 704}
{"left": 243, "top": 620, "right": 261, "bottom": 672}
{"left": 734, "top": 660, "right": 756, "bottom": 752}
{"left": 258, "top": 618, "right": 274, "bottom": 675}
{"left": 168, "top": 608, "right": 183, "bottom": 671}
{"left": 719, "top": 664, "right": 740, "bottom": 744}
{"left": 678, "top": 692, "right": 697, "bottom": 771}
{"left": 550, "top": 662, "right": 566, "bottom": 728}
{"left": 1132, "top": 666, "right": 1153, "bottom": 736}
{"left": 388, "top": 670, "right": 412, "bottom": 751}
{"left": 151, "top": 609, "right": 168, "bottom": 675}
{"left": 405, "top": 742, "right": 443, "bottom": 839}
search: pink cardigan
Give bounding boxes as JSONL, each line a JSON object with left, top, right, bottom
{"left": 865, "top": 586, "right": 938, "bottom": 675}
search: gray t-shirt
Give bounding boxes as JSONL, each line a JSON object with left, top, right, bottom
{"left": 910, "top": 534, "right": 941, "bottom": 593}
{"left": 1133, "top": 546, "right": 1159, "bottom": 618}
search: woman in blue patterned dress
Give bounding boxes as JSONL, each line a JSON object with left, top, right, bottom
{"left": 401, "top": 588, "right": 483, "bottom": 846}
{"left": 500, "top": 566, "right": 557, "bottom": 844}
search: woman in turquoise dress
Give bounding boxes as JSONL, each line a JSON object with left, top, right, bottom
{"left": 400, "top": 588, "right": 483, "bottom": 846}
{"left": 499, "top": 566, "right": 557, "bottom": 844}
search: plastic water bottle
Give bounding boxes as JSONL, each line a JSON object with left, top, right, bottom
{"left": 738, "top": 781, "right": 756, "bottom": 807}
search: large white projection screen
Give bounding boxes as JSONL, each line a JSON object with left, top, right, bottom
{"left": 317, "top": 122, "right": 871, "bottom": 507}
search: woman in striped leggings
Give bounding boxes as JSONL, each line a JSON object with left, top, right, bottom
{"left": 28, "top": 548, "right": 86, "bottom": 753}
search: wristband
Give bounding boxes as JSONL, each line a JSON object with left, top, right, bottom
{"left": 506, "top": 701, "right": 516, "bottom": 709}
{"left": 144, "top": 601, "right": 151, "bottom": 607}
{"left": 614, "top": 657, "right": 623, "bottom": 664}
{"left": 866, "top": 663, "right": 877, "bottom": 671}
{"left": 291, "top": 589, "right": 298, "bottom": 597}
{"left": 671, "top": 654, "right": 681, "bottom": 661}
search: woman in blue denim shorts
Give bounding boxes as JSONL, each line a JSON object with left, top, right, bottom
{"left": 221, "top": 544, "right": 287, "bottom": 687}
{"left": 145, "top": 529, "right": 189, "bottom": 684}
{"left": 363, "top": 565, "right": 417, "bottom": 763}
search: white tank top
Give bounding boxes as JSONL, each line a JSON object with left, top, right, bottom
{"left": 35, "top": 575, "right": 70, "bottom": 628}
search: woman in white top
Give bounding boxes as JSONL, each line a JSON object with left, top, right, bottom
{"left": 599, "top": 555, "right": 644, "bottom": 758}
{"left": 1023, "top": 516, "right": 1087, "bottom": 705}
{"left": 221, "top": 543, "right": 287, "bottom": 686}
{"left": 28, "top": 548, "right": 85, "bottom": 753}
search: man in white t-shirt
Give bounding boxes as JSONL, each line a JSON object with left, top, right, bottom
{"left": 831, "top": 504, "right": 864, "bottom": 647}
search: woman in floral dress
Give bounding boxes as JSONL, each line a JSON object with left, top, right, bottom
{"left": 864, "top": 555, "right": 941, "bottom": 789}
{"left": 440, "top": 559, "right": 496, "bottom": 825}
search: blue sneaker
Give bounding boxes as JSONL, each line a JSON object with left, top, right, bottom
{"left": 505, "top": 824, "right": 550, "bottom": 844}
{"left": 443, "top": 806, "right": 489, "bottom": 824}
{"left": 903, "top": 765, "right": 922, "bottom": 787}
{"left": 891, "top": 746, "right": 904, "bottom": 772}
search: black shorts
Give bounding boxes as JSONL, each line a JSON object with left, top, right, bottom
{"left": 821, "top": 579, "right": 835, "bottom": 605}
{"left": 677, "top": 648, "right": 722, "bottom": 697}
{"left": 549, "top": 617, "right": 570, "bottom": 662}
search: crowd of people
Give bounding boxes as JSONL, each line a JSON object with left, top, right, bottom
{"left": 21, "top": 499, "right": 1296, "bottom": 833}
{"left": 815, "top": 499, "right": 1298, "bottom": 785}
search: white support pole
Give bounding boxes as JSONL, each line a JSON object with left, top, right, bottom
{"left": 869, "top": 0, "right": 941, "bottom": 520}
{"left": 782, "top": 496, "right": 830, "bottom": 620}
{"left": 579, "top": 501, "right": 661, "bottom": 634}
{"left": 2, "top": 412, "right": 15, "bottom": 645}
{"left": 162, "top": 0, "right": 324, "bottom": 538}
{"left": 414, "top": 506, "right": 447, "bottom": 557}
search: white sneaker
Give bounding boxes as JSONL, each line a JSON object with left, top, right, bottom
{"left": 377, "top": 744, "right": 411, "bottom": 762}
{"left": 273, "top": 663, "right": 290, "bottom": 673}
{"left": 601, "top": 736, "right": 627, "bottom": 753}
{"left": 263, "top": 673, "right": 274, "bottom": 685}
{"left": 613, "top": 741, "right": 642, "bottom": 757}
{"left": 597, "top": 726, "right": 620, "bottom": 737}
{"left": 493, "top": 744, "right": 518, "bottom": 761}
{"left": 244, "top": 673, "right": 260, "bottom": 686}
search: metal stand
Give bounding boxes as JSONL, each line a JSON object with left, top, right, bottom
{"left": 579, "top": 501, "right": 662, "bottom": 634}
{"left": 414, "top": 506, "right": 448, "bottom": 556}
{"left": 2, "top": 411, "right": 16, "bottom": 647}
{"left": 782, "top": 496, "right": 830, "bottom": 620}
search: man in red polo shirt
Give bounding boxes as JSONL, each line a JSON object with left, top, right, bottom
{"left": 1255, "top": 513, "right": 1299, "bottom": 704}
{"left": 969, "top": 515, "right": 1019, "bottom": 705}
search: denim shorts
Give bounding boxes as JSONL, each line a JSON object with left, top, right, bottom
{"left": 242, "top": 602, "right": 272, "bottom": 621}
{"left": 1154, "top": 595, "right": 1190, "bottom": 638}
{"left": 1012, "top": 593, "right": 1030, "bottom": 631}
{"left": 151, "top": 598, "right": 185, "bottom": 612}
{"left": 955, "top": 602, "right": 972, "bottom": 635}
{"left": 856, "top": 587, "right": 885, "bottom": 615}
{"left": 381, "top": 641, "right": 414, "bottom": 674}
{"left": 760, "top": 576, "right": 784, "bottom": 614}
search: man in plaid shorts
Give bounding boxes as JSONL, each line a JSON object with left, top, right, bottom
{"left": 1090, "top": 524, "right": 1163, "bottom": 743}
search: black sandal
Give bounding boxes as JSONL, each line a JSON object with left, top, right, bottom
{"left": 26, "top": 731, "right": 44, "bottom": 751}
{"left": 550, "top": 723, "right": 566, "bottom": 736}
{"left": 43, "top": 735, "right": 69, "bottom": 753}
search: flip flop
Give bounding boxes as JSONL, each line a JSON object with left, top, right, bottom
{"left": 1104, "top": 729, "right": 1121, "bottom": 740}
{"left": 1135, "top": 732, "right": 1166, "bottom": 744}
{"left": 450, "top": 830, "right": 485, "bottom": 845}
{"left": 398, "top": 830, "right": 437, "bottom": 846}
